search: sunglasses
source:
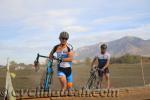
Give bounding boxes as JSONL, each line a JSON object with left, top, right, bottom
{"left": 61, "top": 38, "right": 68, "bottom": 40}
{"left": 101, "top": 48, "right": 107, "bottom": 50}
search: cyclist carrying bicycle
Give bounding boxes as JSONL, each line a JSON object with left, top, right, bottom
{"left": 91, "top": 44, "right": 111, "bottom": 89}
{"left": 49, "top": 31, "right": 73, "bottom": 91}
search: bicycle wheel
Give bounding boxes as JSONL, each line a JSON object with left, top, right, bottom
{"left": 43, "top": 60, "right": 53, "bottom": 91}
{"left": 96, "top": 70, "right": 104, "bottom": 89}
{"left": 44, "top": 72, "right": 50, "bottom": 91}
{"left": 85, "top": 70, "right": 97, "bottom": 89}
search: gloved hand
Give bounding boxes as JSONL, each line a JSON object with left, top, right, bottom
{"left": 57, "top": 57, "right": 63, "bottom": 63}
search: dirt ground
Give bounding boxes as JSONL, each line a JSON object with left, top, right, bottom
{"left": 1, "top": 63, "right": 150, "bottom": 100}
{"left": 17, "top": 87, "right": 150, "bottom": 100}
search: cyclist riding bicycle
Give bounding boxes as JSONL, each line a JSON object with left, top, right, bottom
{"left": 49, "top": 31, "right": 73, "bottom": 91}
{"left": 91, "top": 44, "right": 111, "bottom": 89}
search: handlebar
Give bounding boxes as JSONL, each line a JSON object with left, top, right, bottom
{"left": 90, "top": 67, "right": 104, "bottom": 73}
{"left": 34, "top": 53, "right": 62, "bottom": 72}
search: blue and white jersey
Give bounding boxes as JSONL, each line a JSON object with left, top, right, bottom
{"left": 97, "top": 52, "right": 110, "bottom": 68}
{"left": 55, "top": 44, "right": 73, "bottom": 68}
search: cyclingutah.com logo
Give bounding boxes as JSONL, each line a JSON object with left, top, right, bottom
{"left": 0, "top": 88, "right": 119, "bottom": 98}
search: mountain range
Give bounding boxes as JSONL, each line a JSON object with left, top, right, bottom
{"left": 75, "top": 36, "right": 150, "bottom": 60}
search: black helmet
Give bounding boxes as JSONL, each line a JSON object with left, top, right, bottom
{"left": 100, "top": 44, "right": 107, "bottom": 49}
{"left": 59, "top": 31, "right": 69, "bottom": 39}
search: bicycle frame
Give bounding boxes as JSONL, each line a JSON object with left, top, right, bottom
{"left": 34, "top": 53, "right": 59, "bottom": 91}
{"left": 84, "top": 67, "right": 104, "bottom": 89}
{"left": 43, "top": 59, "right": 53, "bottom": 91}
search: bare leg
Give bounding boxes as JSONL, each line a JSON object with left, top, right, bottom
{"left": 58, "top": 76, "right": 67, "bottom": 91}
{"left": 105, "top": 73, "right": 110, "bottom": 89}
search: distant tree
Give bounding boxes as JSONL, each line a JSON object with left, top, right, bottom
{"left": 122, "top": 54, "right": 140, "bottom": 63}
{"left": 18, "top": 63, "right": 25, "bottom": 66}
{"left": 110, "top": 57, "right": 117, "bottom": 64}
{"left": 110, "top": 54, "right": 141, "bottom": 64}
{"left": 10, "top": 60, "right": 17, "bottom": 67}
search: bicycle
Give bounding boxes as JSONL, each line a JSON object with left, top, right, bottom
{"left": 34, "top": 53, "right": 62, "bottom": 91}
{"left": 84, "top": 67, "right": 104, "bottom": 89}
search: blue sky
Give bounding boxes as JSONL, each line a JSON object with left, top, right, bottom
{"left": 0, "top": 0, "right": 150, "bottom": 64}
